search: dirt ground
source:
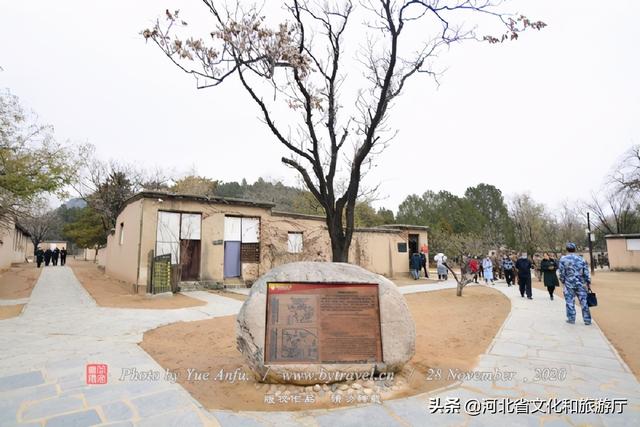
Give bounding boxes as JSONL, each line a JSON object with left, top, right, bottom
{"left": 0, "top": 263, "right": 41, "bottom": 300}
{"left": 68, "top": 259, "right": 205, "bottom": 309}
{"left": 393, "top": 277, "right": 442, "bottom": 286}
{"left": 533, "top": 270, "right": 640, "bottom": 379}
{"left": 140, "top": 286, "right": 510, "bottom": 411}
{"left": 0, "top": 304, "right": 25, "bottom": 319}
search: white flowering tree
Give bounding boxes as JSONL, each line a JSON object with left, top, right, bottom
{"left": 142, "top": 0, "right": 544, "bottom": 262}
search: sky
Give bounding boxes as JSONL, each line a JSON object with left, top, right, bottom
{"left": 1, "top": 0, "right": 639, "bottom": 213}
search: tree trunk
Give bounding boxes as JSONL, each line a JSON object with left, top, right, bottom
{"left": 456, "top": 282, "right": 463, "bottom": 297}
{"left": 326, "top": 209, "right": 352, "bottom": 262}
{"left": 329, "top": 228, "right": 350, "bottom": 262}
{"left": 32, "top": 239, "right": 41, "bottom": 255}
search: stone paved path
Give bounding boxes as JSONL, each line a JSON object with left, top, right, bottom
{"left": 1, "top": 267, "right": 638, "bottom": 426}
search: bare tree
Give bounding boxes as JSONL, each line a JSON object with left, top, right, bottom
{"left": 444, "top": 257, "right": 474, "bottom": 297}
{"left": 509, "top": 193, "right": 551, "bottom": 255}
{"left": 73, "top": 147, "right": 154, "bottom": 234}
{"left": 142, "top": 1, "right": 544, "bottom": 262}
{"left": 557, "top": 201, "right": 583, "bottom": 244}
{"left": 583, "top": 189, "right": 640, "bottom": 236}
{"left": 20, "top": 199, "right": 60, "bottom": 252}
{"left": 612, "top": 144, "right": 640, "bottom": 194}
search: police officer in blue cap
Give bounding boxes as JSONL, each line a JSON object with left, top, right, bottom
{"left": 558, "top": 242, "right": 592, "bottom": 325}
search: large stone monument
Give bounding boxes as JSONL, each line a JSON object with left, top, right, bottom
{"left": 236, "top": 262, "right": 415, "bottom": 385}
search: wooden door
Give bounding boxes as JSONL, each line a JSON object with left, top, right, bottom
{"left": 408, "top": 234, "right": 419, "bottom": 257}
{"left": 180, "top": 240, "right": 201, "bottom": 281}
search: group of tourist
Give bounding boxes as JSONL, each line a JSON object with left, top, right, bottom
{"left": 409, "top": 242, "right": 594, "bottom": 326}
{"left": 409, "top": 249, "right": 430, "bottom": 280}
{"left": 34, "top": 247, "right": 67, "bottom": 268}
{"left": 411, "top": 251, "right": 449, "bottom": 280}
{"left": 508, "top": 243, "right": 593, "bottom": 325}
{"left": 487, "top": 245, "right": 593, "bottom": 325}
{"left": 596, "top": 252, "right": 610, "bottom": 269}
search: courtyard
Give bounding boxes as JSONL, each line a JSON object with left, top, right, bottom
{"left": 0, "top": 264, "right": 638, "bottom": 426}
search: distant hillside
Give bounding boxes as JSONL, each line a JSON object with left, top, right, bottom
{"left": 165, "top": 176, "right": 393, "bottom": 226}
{"left": 64, "top": 198, "right": 87, "bottom": 209}
{"left": 215, "top": 178, "right": 307, "bottom": 213}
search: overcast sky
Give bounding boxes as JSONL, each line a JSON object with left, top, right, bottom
{"left": 1, "top": 0, "right": 638, "bottom": 213}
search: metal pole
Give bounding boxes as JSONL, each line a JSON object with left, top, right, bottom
{"left": 587, "top": 212, "right": 595, "bottom": 274}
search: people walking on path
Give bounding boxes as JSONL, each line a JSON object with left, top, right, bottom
{"left": 60, "top": 248, "right": 67, "bottom": 266}
{"left": 540, "top": 252, "right": 559, "bottom": 300}
{"left": 419, "top": 244, "right": 429, "bottom": 278}
{"left": 533, "top": 253, "right": 543, "bottom": 282}
{"left": 35, "top": 247, "right": 44, "bottom": 268}
{"left": 493, "top": 256, "right": 502, "bottom": 280}
{"left": 434, "top": 252, "right": 448, "bottom": 280}
{"left": 51, "top": 247, "right": 60, "bottom": 266}
{"left": 482, "top": 255, "right": 495, "bottom": 285}
{"left": 502, "top": 255, "right": 514, "bottom": 286}
{"left": 410, "top": 252, "right": 422, "bottom": 280}
{"left": 559, "top": 242, "right": 592, "bottom": 325}
{"left": 515, "top": 252, "right": 533, "bottom": 299}
{"left": 419, "top": 251, "right": 429, "bottom": 278}
{"left": 44, "top": 248, "right": 52, "bottom": 266}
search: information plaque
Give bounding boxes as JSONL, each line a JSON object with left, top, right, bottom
{"left": 265, "top": 283, "right": 383, "bottom": 364}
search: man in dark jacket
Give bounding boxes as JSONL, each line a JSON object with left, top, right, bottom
{"left": 60, "top": 248, "right": 67, "bottom": 266}
{"left": 44, "top": 248, "right": 52, "bottom": 266}
{"left": 502, "top": 255, "right": 515, "bottom": 286}
{"left": 515, "top": 252, "right": 533, "bottom": 299}
{"left": 410, "top": 253, "right": 422, "bottom": 280}
{"left": 35, "top": 247, "right": 44, "bottom": 268}
{"left": 419, "top": 252, "right": 429, "bottom": 278}
{"left": 540, "top": 252, "right": 559, "bottom": 300}
{"left": 52, "top": 247, "right": 60, "bottom": 266}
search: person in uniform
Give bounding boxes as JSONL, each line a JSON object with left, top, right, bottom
{"left": 35, "top": 247, "right": 44, "bottom": 268}
{"left": 515, "top": 252, "right": 533, "bottom": 299}
{"left": 558, "top": 242, "right": 592, "bottom": 325}
{"left": 44, "top": 248, "right": 52, "bottom": 266}
{"left": 502, "top": 255, "right": 514, "bottom": 286}
{"left": 60, "top": 248, "right": 67, "bottom": 266}
{"left": 540, "top": 252, "right": 559, "bottom": 300}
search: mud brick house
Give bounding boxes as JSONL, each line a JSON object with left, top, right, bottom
{"left": 103, "top": 192, "right": 429, "bottom": 294}
{"left": 0, "top": 220, "right": 33, "bottom": 269}
{"left": 605, "top": 234, "right": 640, "bottom": 270}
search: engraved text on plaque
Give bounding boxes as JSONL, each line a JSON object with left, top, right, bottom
{"left": 265, "top": 283, "right": 383, "bottom": 364}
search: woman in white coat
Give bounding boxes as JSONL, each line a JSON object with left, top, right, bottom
{"left": 482, "top": 256, "right": 495, "bottom": 285}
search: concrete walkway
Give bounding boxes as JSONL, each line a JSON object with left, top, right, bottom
{"left": 1, "top": 268, "right": 638, "bottom": 426}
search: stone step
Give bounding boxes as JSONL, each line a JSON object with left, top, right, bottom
{"left": 178, "top": 279, "right": 250, "bottom": 291}
{"left": 224, "top": 282, "right": 250, "bottom": 289}
{"left": 223, "top": 277, "right": 250, "bottom": 289}
{"left": 178, "top": 281, "right": 205, "bottom": 292}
